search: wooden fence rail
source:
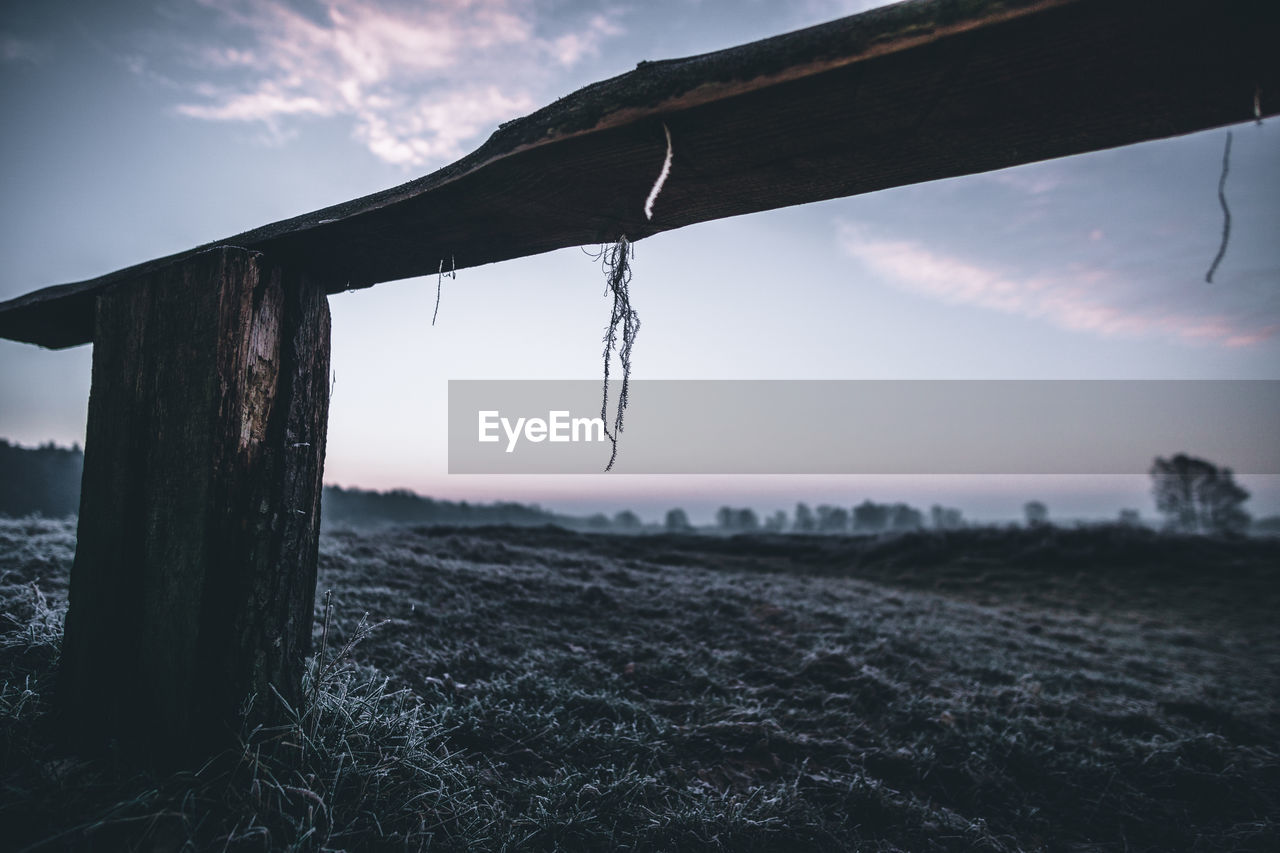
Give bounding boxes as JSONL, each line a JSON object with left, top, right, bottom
{"left": 1, "top": 0, "right": 1274, "bottom": 349}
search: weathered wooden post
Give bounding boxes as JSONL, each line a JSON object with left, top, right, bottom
{"left": 56, "top": 247, "right": 331, "bottom": 762}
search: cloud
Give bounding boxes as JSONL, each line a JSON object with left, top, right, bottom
{"left": 161, "top": 0, "right": 623, "bottom": 167}
{"left": 837, "top": 222, "right": 1279, "bottom": 348}
{"left": 547, "top": 14, "right": 622, "bottom": 67}
{"left": 351, "top": 85, "right": 533, "bottom": 166}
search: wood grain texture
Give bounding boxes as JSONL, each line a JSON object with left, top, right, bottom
{"left": 0, "top": 0, "right": 1275, "bottom": 348}
{"left": 57, "top": 247, "right": 330, "bottom": 763}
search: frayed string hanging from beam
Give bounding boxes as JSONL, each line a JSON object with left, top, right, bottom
{"left": 588, "top": 123, "right": 672, "bottom": 471}
{"left": 593, "top": 237, "right": 639, "bottom": 472}
{"left": 1204, "top": 85, "right": 1264, "bottom": 285}
{"left": 1204, "top": 131, "right": 1233, "bottom": 284}
{"left": 434, "top": 255, "right": 455, "bottom": 326}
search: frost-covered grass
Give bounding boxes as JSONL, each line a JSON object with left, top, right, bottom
{"left": 1, "top": 518, "right": 1278, "bottom": 851}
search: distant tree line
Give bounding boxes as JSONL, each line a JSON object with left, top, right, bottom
{"left": 693, "top": 454, "right": 1257, "bottom": 538}
{"left": 2, "top": 440, "right": 1270, "bottom": 538}
{"left": 0, "top": 439, "right": 83, "bottom": 517}
{"left": 704, "top": 500, "right": 964, "bottom": 534}
{"left": 323, "top": 488, "right": 685, "bottom": 533}
{"left": 322, "top": 486, "right": 589, "bottom": 529}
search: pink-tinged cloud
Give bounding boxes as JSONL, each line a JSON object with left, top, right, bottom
{"left": 837, "top": 223, "right": 1278, "bottom": 348}
{"left": 549, "top": 15, "right": 622, "bottom": 67}
{"left": 177, "top": 89, "right": 333, "bottom": 122}
{"left": 353, "top": 86, "right": 532, "bottom": 166}
{"left": 165, "top": 0, "right": 622, "bottom": 167}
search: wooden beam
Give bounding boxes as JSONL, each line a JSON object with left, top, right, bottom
{"left": 1, "top": 0, "right": 1276, "bottom": 348}
{"left": 57, "top": 247, "right": 330, "bottom": 763}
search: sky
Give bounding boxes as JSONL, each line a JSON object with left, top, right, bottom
{"left": 1, "top": 0, "right": 1277, "bottom": 524}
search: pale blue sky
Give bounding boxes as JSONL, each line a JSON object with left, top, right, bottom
{"left": 2, "top": 0, "right": 1277, "bottom": 523}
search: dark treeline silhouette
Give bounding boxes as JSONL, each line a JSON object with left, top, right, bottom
{"left": 715, "top": 507, "right": 760, "bottom": 532}
{"left": 4, "top": 439, "right": 1273, "bottom": 538}
{"left": 322, "top": 486, "right": 596, "bottom": 530}
{"left": 0, "top": 439, "right": 83, "bottom": 517}
{"left": 714, "top": 501, "right": 946, "bottom": 535}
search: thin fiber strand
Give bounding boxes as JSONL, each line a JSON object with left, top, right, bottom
{"left": 433, "top": 255, "right": 455, "bottom": 326}
{"left": 644, "top": 124, "right": 673, "bottom": 221}
{"left": 1205, "top": 131, "right": 1232, "bottom": 284}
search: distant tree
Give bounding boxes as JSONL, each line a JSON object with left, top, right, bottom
{"left": 585, "top": 513, "right": 612, "bottom": 529}
{"left": 715, "top": 506, "right": 759, "bottom": 532}
{"left": 816, "top": 504, "right": 850, "bottom": 533}
{"left": 793, "top": 502, "right": 816, "bottom": 533}
{"left": 853, "top": 500, "right": 889, "bottom": 533}
{"left": 888, "top": 503, "right": 924, "bottom": 531}
{"left": 763, "top": 510, "right": 788, "bottom": 532}
{"left": 930, "top": 505, "right": 965, "bottom": 530}
{"left": 1150, "top": 453, "right": 1250, "bottom": 535}
{"left": 1024, "top": 501, "right": 1049, "bottom": 528}
{"left": 1117, "top": 508, "right": 1142, "bottom": 527}
{"left": 664, "top": 508, "right": 692, "bottom": 532}
{"left": 613, "top": 510, "right": 642, "bottom": 530}
{"left": 0, "top": 439, "right": 84, "bottom": 517}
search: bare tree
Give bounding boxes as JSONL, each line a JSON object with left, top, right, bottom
{"left": 614, "top": 509, "right": 643, "bottom": 531}
{"left": 1117, "top": 509, "right": 1142, "bottom": 527}
{"left": 793, "top": 502, "right": 816, "bottom": 533}
{"left": 853, "top": 500, "right": 889, "bottom": 533}
{"left": 816, "top": 504, "right": 850, "bottom": 533}
{"left": 930, "top": 505, "right": 965, "bottom": 530}
{"left": 716, "top": 506, "right": 759, "bottom": 532}
{"left": 888, "top": 503, "right": 924, "bottom": 531}
{"left": 664, "top": 508, "right": 692, "bottom": 532}
{"left": 1150, "top": 453, "right": 1250, "bottom": 535}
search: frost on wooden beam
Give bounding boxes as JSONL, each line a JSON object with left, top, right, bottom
{"left": 1, "top": 0, "right": 1276, "bottom": 348}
